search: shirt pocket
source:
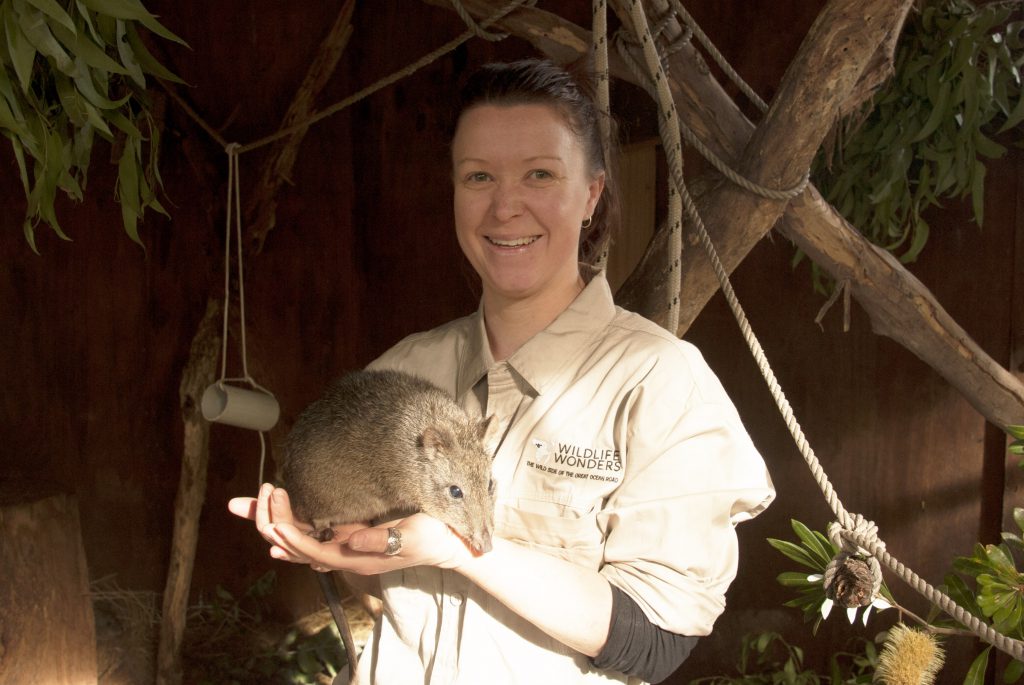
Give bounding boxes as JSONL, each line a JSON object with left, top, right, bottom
{"left": 495, "top": 500, "right": 605, "bottom": 569}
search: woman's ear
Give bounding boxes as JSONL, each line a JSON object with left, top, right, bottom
{"left": 586, "top": 171, "right": 606, "bottom": 217}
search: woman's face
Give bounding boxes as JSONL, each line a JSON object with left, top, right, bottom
{"left": 451, "top": 104, "right": 604, "bottom": 307}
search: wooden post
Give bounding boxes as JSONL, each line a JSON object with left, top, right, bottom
{"left": 0, "top": 482, "right": 98, "bottom": 684}
{"left": 156, "top": 298, "right": 221, "bottom": 685}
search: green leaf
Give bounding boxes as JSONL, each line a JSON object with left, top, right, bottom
{"left": 768, "top": 538, "right": 820, "bottom": 570}
{"left": 73, "top": 0, "right": 103, "bottom": 44}
{"left": 114, "top": 19, "right": 144, "bottom": 86}
{"left": 791, "top": 520, "right": 836, "bottom": 568}
{"left": 125, "top": 21, "right": 185, "bottom": 83}
{"left": 4, "top": 4, "right": 37, "bottom": 92}
{"left": 72, "top": 57, "right": 129, "bottom": 109}
{"left": 1007, "top": 427, "right": 1024, "bottom": 441}
{"left": 78, "top": 0, "right": 156, "bottom": 20}
{"left": 913, "top": 81, "right": 952, "bottom": 142}
{"left": 970, "top": 159, "right": 986, "bottom": 227}
{"left": 974, "top": 130, "right": 1007, "bottom": 158}
{"left": 48, "top": 18, "right": 127, "bottom": 75}
{"left": 18, "top": 6, "right": 74, "bottom": 74}
{"left": 25, "top": 0, "right": 76, "bottom": 34}
{"left": 117, "top": 138, "right": 143, "bottom": 247}
{"left": 79, "top": 0, "right": 187, "bottom": 45}
{"left": 986, "top": 544, "right": 1019, "bottom": 577}
{"left": 904, "top": 216, "right": 930, "bottom": 263}
{"left": 54, "top": 73, "right": 88, "bottom": 125}
{"left": 777, "top": 571, "right": 822, "bottom": 588}
{"left": 1003, "top": 655, "right": 1024, "bottom": 683}
{"left": 965, "top": 647, "right": 992, "bottom": 685}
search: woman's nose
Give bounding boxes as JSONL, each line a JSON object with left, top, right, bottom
{"left": 491, "top": 183, "right": 523, "bottom": 222}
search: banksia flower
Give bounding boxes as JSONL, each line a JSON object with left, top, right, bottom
{"left": 875, "top": 623, "right": 945, "bottom": 685}
{"left": 824, "top": 553, "right": 875, "bottom": 608}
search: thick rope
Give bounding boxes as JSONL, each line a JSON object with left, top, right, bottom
{"left": 612, "top": 31, "right": 808, "bottom": 202}
{"left": 622, "top": 0, "right": 683, "bottom": 333}
{"left": 619, "top": 0, "right": 1024, "bottom": 661}
{"left": 592, "top": 0, "right": 611, "bottom": 271}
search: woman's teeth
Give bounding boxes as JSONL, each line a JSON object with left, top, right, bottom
{"left": 488, "top": 236, "right": 539, "bottom": 247}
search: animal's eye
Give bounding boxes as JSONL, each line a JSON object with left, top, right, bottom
{"left": 449, "top": 485, "right": 464, "bottom": 499}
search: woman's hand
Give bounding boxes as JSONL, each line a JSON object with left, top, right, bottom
{"left": 227, "top": 483, "right": 476, "bottom": 575}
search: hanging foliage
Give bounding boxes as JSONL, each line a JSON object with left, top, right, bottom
{"left": 0, "top": 0, "right": 186, "bottom": 252}
{"left": 805, "top": 0, "right": 1023, "bottom": 289}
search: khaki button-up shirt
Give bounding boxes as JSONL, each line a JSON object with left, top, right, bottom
{"left": 361, "top": 270, "right": 774, "bottom": 685}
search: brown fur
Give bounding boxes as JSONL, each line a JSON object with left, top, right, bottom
{"left": 280, "top": 369, "right": 496, "bottom": 554}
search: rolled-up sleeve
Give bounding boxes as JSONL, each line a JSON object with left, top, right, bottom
{"left": 597, "top": 348, "right": 775, "bottom": 636}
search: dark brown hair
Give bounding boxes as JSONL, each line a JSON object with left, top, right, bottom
{"left": 452, "top": 59, "right": 619, "bottom": 265}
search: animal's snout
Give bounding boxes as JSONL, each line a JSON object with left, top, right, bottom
{"left": 471, "top": 528, "right": 493, "bottom": 555}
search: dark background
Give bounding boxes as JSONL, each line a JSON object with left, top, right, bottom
{"left": 1, "top": 1, "right": 1020, "bottom": 682}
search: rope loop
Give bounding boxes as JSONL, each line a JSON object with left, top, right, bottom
{"left": 823, "top": 551, "right": 883, "bottom": 608}
{"left": 823, "top": 517, "right": 884, "bottom": 607}
{"left": 451, "top": 0, "right": 514, "bottom": 41}
{"left": 828, "top": 515, "right": 885, "bottom": 557}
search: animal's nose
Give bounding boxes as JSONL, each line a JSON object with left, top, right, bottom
{"left": 474, "top": 530, "right": 493, "bottom": 555}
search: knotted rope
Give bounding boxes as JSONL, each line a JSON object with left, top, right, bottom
{"left": 612, "top": 0, "right": 1024, "bottom": 662}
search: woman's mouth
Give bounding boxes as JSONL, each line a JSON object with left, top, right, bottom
{"left": 486, "top": 235, "right": 539, "bottom": 248}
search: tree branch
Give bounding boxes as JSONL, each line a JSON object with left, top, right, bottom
{"left": 425, "top": 0, "right": 1024, "bottom": 428}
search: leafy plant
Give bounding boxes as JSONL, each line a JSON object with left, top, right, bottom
{"left": 1009, "top": 425, "right": 1024, "bottom": 457}
{"left": 769, "top": 519, "right": 894, "bottom": 634}
{"left": 689, "top": 631, "right": 879, "bottom": 685}
{"left": 804, "top": 0, "right": 1024, "bottom": 291}
{"left": 0, "top": 0, "right": 186, "bottom": 251}
{"left": 770, "top": 515, "right": 1024, "bottom": 685}
{"left": 182, "top": 571, "right": 349, "bottom": 685}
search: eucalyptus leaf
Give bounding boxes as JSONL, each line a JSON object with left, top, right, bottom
{"left": 970, "top": 158, "right": 986, "bottom": 226}
{"left": 125, "top": 21, "right": 185, "bottom": 83}
{"left": 73, "top": 0, "right": 102, "bottom": 44}
{"left": 18, "top": 7, "right": 73, "bottom": 74}
{"left": 4, "top": 4, "right": 37, "bottom": 92}
{"left": 48, "top": 18, "right": 126, "bottom": 74}
{"left": 812, "top": 0, "right": 1022, "bottom": 270}
{"left": 72, "top": 57, "right": 129, "bottom": 109}
{"left": 114, "top": 19, "right": 144, "bottom": 87}
{"left": 25, "top": 0, "right": 76, "bottom": 34}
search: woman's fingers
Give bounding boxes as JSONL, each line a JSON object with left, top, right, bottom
{"left": 227, "top": 496, "right": 258, "bottom": 521}
{"left": 254, "top": 483, "right": 275, "bottom": 531}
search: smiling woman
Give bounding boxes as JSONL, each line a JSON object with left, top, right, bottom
{"left": 452, "top": 103, "right": 604, "bottom": 351}
{"left": 231, "top": 58, "right": 774, "bottom": 685}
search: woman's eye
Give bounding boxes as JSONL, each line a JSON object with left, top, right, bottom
{"left": 449, "top": 485, "right": 464, "bottom": 499}
{"left": 466, "top": 172, "right": 491, "bottom": 183}
{"left": 529, "top": 169, "right": 553, "bottom": 180}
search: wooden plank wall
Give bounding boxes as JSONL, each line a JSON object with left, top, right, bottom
{"left": 0, "top": 2, "right": 1019, "bottom": 683}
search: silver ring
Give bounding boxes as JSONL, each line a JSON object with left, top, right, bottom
{"left": 384, "top": 527, "right": 403, "bottom": 556}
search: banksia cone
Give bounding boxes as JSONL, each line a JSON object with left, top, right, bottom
{"left": 824, "top": 553, "right": 875, "bottom": 608}
{"left": 875, "top": 623, "right": 945, "bottom": 685}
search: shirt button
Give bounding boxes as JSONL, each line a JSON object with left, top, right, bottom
{"left": 449, "top": 592, "right": 464, "bottom": 606}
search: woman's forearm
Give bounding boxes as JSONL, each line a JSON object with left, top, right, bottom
{"left": 453, "top": 538, "right": 614, "bottom": 657}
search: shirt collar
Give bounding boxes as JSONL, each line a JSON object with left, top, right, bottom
{"left": 455, "top": 266, "right": 617, "bottom": 399}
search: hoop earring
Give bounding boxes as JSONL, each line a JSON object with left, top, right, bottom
{"left": 581, "top": 217, "right": 593, "bottom": 230}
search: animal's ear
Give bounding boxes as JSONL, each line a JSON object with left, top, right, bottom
{"left": 477, "top": 415, "right": 499, "bottom": 443}
{"left": 418, "top": 425, "right": 453, "bottom": 458}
